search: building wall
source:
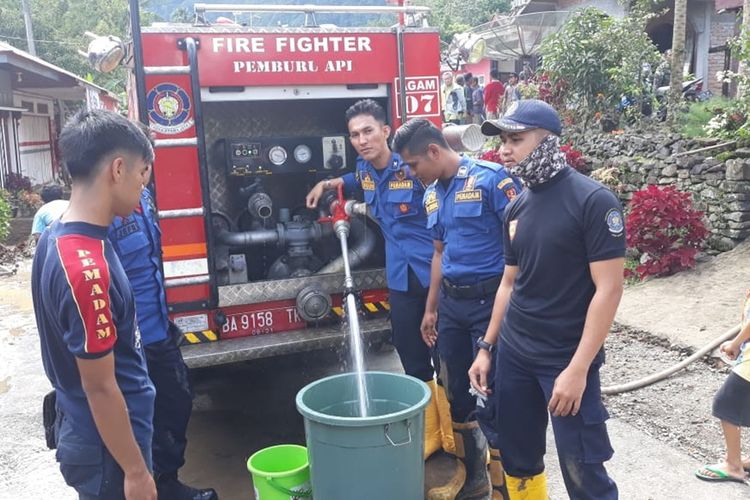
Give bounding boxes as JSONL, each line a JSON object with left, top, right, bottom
{"left": 13, "top": 93, "right": 54, "bottom": 185}
{"left": 708, "top": 11, "right": 738, "bottom": 96}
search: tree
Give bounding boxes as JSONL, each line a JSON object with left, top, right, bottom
{"left": 412, "top": 0, "right": 511, "bottom": 43}
{"left": 0, "top": 0, "right": 159, "bottom": 95}
{"left": 170, "top": 7, "right": 193, "bottom": 23}
{"left": 539, "top": 7, "right": 660, "bottom": 127}
{"left": 739, "top": 0, "right": 750, "bottom": 98}
{"left": 667, "top": 0, "right": 687, "bottom": 125}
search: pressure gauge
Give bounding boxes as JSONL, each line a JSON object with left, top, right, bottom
{"left": 294, "top": 144, "right": 312, "bottom": 164}
{"left": 268, "top": 146, "right": 287, "bottom": 166}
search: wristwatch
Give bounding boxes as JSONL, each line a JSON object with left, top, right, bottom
{"left": 476, "top": 337, "right": 496, "bottom": 353}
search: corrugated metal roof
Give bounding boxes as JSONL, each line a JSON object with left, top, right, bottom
{"left": 0, "top": 40, "right": 116, "bottom": 98}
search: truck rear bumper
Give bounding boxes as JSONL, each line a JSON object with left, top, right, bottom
{"left": 181, "top": 318, "right": 391, "bottom": 369}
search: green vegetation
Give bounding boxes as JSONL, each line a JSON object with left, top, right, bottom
{"left": 680, "top": 98, "right": 733, "bottom": 138}
{"left": 539, "top": 6, "right": 661, "bottom": 127}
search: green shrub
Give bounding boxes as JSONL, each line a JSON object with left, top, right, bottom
{"left": 0, "top": 190, "right": 11, "bottom": 243}
{"left": 680, "top": 97, "right": 732, "bottom": 138}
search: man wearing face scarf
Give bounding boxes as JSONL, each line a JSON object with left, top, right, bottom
{"left": 470, "top": 100, "right": 625, "bottom": 500}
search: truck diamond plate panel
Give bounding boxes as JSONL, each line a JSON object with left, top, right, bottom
{"left": 218, "top": 269, "right": 387, "bottom": 306}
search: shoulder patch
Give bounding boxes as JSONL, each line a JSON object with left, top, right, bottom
{"left": 474, "top": 159, "right": 502, "bottom": 172}
{"left": 605, "top": 208, "right": 625, "bottom": 236}
{"left": 424, "top": 189, "right": 439, "bottom": 214}
{"left": 56, "top": 235, "right": 117, "bottom": 354}
{"left": 360, "top": 172, "right": 375, "bottom": 191}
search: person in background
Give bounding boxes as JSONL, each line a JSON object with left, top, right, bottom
{"left": 695, "top": 290, "right": 750, "bottom": 484}
{"left": 484, "top": 70, "right": 505, "bottom": 120}
{"left": 31, "top": 109, "right": 157, "bottom": 500}
{"left": 463, "top": 72, "right": 474, "bottom": 124}
{"left": 500, "top": 73, "right": 521, "bottom": 116}
{"left": 108, "top": 124, "right": 218, "bottom": 500}
{"left": 31, "top": 184, "right": 69, "bottom": 242}
{"left": 469, "top": 77, "right": 485, "bottom": 125}
{"left": 442, "top": 71, "right": 466, "bottom": 125}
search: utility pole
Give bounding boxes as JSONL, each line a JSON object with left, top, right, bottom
{"left": 20, "top": 0, "right": 36, "bottom": 56}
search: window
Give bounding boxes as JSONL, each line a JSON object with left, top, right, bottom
{"left": 21, "top": 101, "right": 33, "bottom": 112}
{"left": 37, "top": 103, "right": 49, "bottom": 114}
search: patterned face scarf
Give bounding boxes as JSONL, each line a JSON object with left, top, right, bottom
{"left": 510, "top": 134, "right": 567, "bottom": 188}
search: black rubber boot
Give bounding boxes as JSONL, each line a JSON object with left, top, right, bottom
{"left": 156, "top": 473, "right": 218, "bottom": 500}
{"left": 455, "top": 420, "right": 490, "bottom": 500}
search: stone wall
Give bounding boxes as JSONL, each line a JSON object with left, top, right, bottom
{"left": 569, "top": 130, "right": 750, "bottom": 252}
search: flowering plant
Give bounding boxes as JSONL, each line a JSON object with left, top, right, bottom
{"left": 625, "top": 185, "right": 708, "bottom": 280}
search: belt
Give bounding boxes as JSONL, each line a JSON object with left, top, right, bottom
{"left": 442, "top": 275, "right": 501, "bottom": 300}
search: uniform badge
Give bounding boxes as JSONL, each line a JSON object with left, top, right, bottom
{"left": 464, "top": 175, "right": 477, "bottom": 191}
{"left": 424, "top": 190, "right": 439, "bottom": 214}
{"left": 455, "top": 190, "right": 482, "bottom": 203}
{"left": 509, "top": 219, "right": 518, "bottom": 241}
{"left": 605, "top": 208, "right": 624, "bottom": 236}
{"left": 399, "top": 203, "right": 410, "bottom": 214}
{"left": 457, "top": 165, "right": 469, "bottom": 178}
{"left": 361, "top": 173, "right": 375, "bottom": 191}
{"left": 395, "top": 168, "right": 407, "bottom": 181}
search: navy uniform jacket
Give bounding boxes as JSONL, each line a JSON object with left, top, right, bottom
{"left": 31, "top": 220, "right": 156, "bottom": 450}
{"left": 342, "top": 153, "right": 433, "bottom": 292}
{"left": 424, "top": 156, "right": 521, "bottom": 285}
{"left": 108, "top": 188, "right": 169, "bottom": 346}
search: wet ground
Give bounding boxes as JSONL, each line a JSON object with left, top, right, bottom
{"left": 1, "top": 256, "right": 749, "bottom": 499}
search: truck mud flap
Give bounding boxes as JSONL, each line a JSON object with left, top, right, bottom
{"left": 181, "top": 318, "right": 390, "bottom": 369}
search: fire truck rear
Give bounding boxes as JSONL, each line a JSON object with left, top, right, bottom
{"left": 124, "top": 3, "right": 443, "bottom": 368}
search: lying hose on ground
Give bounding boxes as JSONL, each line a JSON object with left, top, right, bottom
{"left": 601, "top": 323, "right": 741, "bottom": 395}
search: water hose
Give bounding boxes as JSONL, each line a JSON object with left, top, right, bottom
{"left": 601, "top": 323, "right": 741, "bottom": 395}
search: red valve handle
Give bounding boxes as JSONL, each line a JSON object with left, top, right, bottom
{"left": 318, "top": 183, "right": 350, "bottom": 225}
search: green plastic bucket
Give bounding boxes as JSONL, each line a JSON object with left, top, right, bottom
{"left": 296, "top": 371, "right": 431, "bottom": 500}
{"left": 247, "top": 444, "right": 312, "bottom": 499}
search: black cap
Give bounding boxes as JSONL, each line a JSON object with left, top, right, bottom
{"left": 481, "top": 99, "right": 562, "bottom": 137}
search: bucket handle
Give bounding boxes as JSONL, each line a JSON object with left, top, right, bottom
{"left": 384, "top": 421, "right": 412, "bottom": 447}
{"left": 266, "top": 477, "right": 313, "bottom": 498}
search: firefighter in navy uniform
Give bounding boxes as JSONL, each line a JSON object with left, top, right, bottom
{"left": 109, "top": 174, "right": 218, "bottom": 497}
{"left": 306, "top": 99, "right": 454, "bottom": 459}
{"left": 470, "top": 100, "right": 624, "bottom": 500}
{"left": 393, "top": 118, "right": 521, "bottom": 500}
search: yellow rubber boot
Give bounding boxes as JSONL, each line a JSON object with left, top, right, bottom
{"left": 423, "top": 379, "right": 442, "bottom": 460}
{"left": 489, "top": 448, "right": 509, "bottom": 500}
{"left": 506, "top": 472, "right": 548, "bottom": 500}
{"left": 434, "top": 381, "right": 456, "bottom": 454}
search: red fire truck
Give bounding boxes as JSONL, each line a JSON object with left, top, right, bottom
{"left": 112, "top": 2, "right": 443, "bottom": 368}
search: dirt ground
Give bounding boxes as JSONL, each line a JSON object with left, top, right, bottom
{"left": 2, "top": 241, "right": 750, "bottom": 499}
{"left": 601, "top": 324, "right": 748, "bottom": 465}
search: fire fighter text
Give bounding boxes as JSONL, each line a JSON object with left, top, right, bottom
{"left": 211, "top": 36, "right": 373, "bottom": 54}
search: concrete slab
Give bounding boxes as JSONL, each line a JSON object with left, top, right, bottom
{"left": 616, "top": 242, "right": 750, "bottom": 351}
{"left": 544, "top": 418, "right": 748, "bottom": 499}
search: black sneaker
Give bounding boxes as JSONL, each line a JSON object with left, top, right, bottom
{"left": 156, "top": 474, "right": 218, "bottom": 500}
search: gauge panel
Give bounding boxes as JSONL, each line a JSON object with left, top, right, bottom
{"left": 224, "top": 136, "right": 353, "bottom": 176}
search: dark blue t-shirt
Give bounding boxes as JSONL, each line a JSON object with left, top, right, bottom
{"left": 501, "top": 167, "right": 626, "bottom": 365}
{"left": 31, "top": 221, "right": 155, "bottom": 449}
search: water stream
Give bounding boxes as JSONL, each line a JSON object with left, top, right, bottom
{"left": 338, "top": 223, "right": 370, "bottom": 417}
